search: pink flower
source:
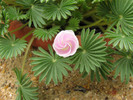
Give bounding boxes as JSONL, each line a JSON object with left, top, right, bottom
{"left": 53, "top": 30, "right": 79, "bottom": 57}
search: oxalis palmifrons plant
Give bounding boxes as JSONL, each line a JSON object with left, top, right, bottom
{"left": 0, "top": 0, "right": 133, "bottom": 99}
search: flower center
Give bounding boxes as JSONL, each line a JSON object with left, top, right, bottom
{"left": 68, "top": 42, "right": 72, "bottom": 47}
{"left": 62, "top": 42, "right": 72, "bottom": 51}
{"left": 62, "top": 46, "right": 69, "bottom": 51}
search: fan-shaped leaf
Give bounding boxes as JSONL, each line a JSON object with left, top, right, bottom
{"left": 105, "top": 29, "right": 133, "bottom": 51}
{"left": 71, "top": 28, "right": 107, "bottom": 73}
{"left": 13, "top": 67, "right": 38, "bottom": 100}
{"left": 82, "top": 55, "right": 113, "bottom": 81}
{"left": 27, "top": 4, "right": 46, "bottom": 28}
{"left": 34, "top": 26, "right": 60, "bottom": 41}
{"left": 16, "top": 0, "right": 46, "bottom": 28}
{"left": 97, "top": 0, "right": 111, "bottom": 17}
{"left": 0, "top": 34, "right": 27, "bottom": 59}
{"left": 114, "top": 51, "right": 133, "bottom": 83}
{"left": 31, "top": 45, "right": 72, "bottom": 85}
{"left": 98, "top": 0, "right": 133, "bottom": 35}
{"left": 7, "top": 7, "right": 27, "bottom": 20}
{"left": 44, "top": 0, "right": 78, "bottom": 20}
{"left": 66, "top": 18, "right": 80, "bottom": 31}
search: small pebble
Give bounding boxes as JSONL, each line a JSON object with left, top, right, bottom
{"left": 66, "top": 90, "right": 71, "bottom": 94}
{"left": 105, "top": 97, "right": 108, "bottom": 100}
{"left": 129, "top": 84, "right": 133, "bottom": 88}
{"left": 74, "top": 86, "right": 87, "bottom": 93}
{"left": 85, "top": 91, "right": 93, "bottom": 97}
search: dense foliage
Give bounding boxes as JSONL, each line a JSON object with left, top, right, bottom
{"left": 0, "top": 0, "right": 133, "bottom": 99}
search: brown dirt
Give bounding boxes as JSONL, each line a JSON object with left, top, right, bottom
{"left": 0, "top": 50, "right": 133, "bottom": 100}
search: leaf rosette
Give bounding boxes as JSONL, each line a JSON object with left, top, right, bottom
{"left": 31, "top": 45, "right": 72, "bottom": 85}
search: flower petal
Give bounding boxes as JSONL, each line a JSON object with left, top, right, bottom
{"left": 53, "top": 30, "right": 79, "bottom": 57}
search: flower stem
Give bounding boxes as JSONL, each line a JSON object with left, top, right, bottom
{"left": 21, "top": 36, "right": 35, "bottom": 73}
{"left": 10, "top": 22, "right": 28, "bottom": 34}
{"left": 21, "top": 29, "right": 35, "bottom": 40}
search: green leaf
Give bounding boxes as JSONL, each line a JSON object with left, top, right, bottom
{"left": 105, "top": 29, "right": 133, "bottom": 51}
{"left": 16, "top": 0, "right": 35, "bottom": 6}
{"left": 39, "top": 0, "right": 55, "bottom": 3}
{"left": 27, "top": 4, "right": 46, "bottom": 28}
{"left": 71, "top": 28, "right": 107, "bottom": 73}
{"left": 66, "top": 18, "right": 80, "bottom": 31}
{"left": 40, "top": 0, "right": 47, "bottom": 3}
{"left": 98, "top": 0, "right": 133, "bottom": 35}
{"left": 0, "top": 34, "right": 27, "bottom": 59}
{"left": 0, "top": 8, "right": 9, "bottom": 35}
{"left": 114, "top": 51, "right": 133, "bottom": 83}
{"left": 34, "top": 26, "right": 60, "bottom": 41}
{"left": 7, "top": 7, "right": 27, "bottom": 20}
{"left": 92, "top": 0, "right": 104, "bottom": 3}
{"left": 13, "top": 67, "right": 38, "bottom": 100}
{"left": 16, "top": 0, "right": 46, "bottom": 28}
{"left": 31, "top": 45, "right": 72, "bottom": 85}
{"left": 72, "top": 11, "right": 83, "bottom": 21}
{"left": 82, "top": 55, "right": 113, "bottom": 82}
{"left": 44, "top": 0, "right": 78, "bottom": 20}
{"left": 97, "top": 0, "right": 111, "bottom": 17}
{"left": 0, "top": 23, "right": 9, "bottom": 36}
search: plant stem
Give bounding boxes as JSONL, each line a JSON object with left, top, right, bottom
{"left": 82, "top": 20, "right": 107, "bottom": 27}
{"left": 105, "top": 21, "right": 117, "bottom": 32}
{"left": 83, "top": 10, "right": 96, "bottom": 17}
{"left": 99, "top": 26, "right": 105, "bottom": 32}
{"left": 91, "top": 15, "right": 105, "bottom": 32}
{"left": 79, "top": 19, "right": 104, "bottom": 29}
{"left": 10, "top": 22, "right": 28, "bottom": 34}
{"left": 82, "top": 20, "right": 92, "bottom": 25}
{"left": 21, "top": 36, "right": 35, "bottom": 73}
{"left": 97, "top": 23, "right": 107, "bottom": 26}
{"left": 21, "top": 29, "right": 35, "bottom": 40}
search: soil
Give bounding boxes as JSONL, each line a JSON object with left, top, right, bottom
{"left": 0, "top": 49, "right": 133, "bottom": 100}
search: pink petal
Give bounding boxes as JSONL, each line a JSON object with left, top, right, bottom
{"left": 53, "top": 30, "right": 79, "bottom": 57}
{"left": 67, "top": 40, "right": 79, "bottom": 55}
{"left": 54, "top": 44, "right": 71, "bottom": 57}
